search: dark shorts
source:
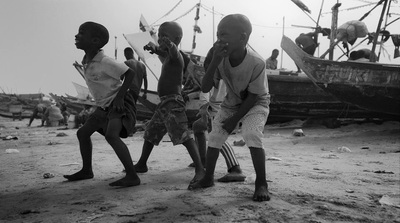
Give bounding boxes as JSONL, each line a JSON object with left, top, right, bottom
{"left": 144, "top": 94, "right": 192, "bottom": 146}
{"left": 85, "top": 92, "right": 136, "bottom": 138}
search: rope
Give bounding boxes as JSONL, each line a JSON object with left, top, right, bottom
{"left": 150, "top": 0, "right": 183, "bottom": 26}
{"left": 152, "top": 5, "right": 196, "bottom": 27}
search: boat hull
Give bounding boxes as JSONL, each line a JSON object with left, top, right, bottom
{"left": 281, "top": 35, "right": 400, "bottom": 117}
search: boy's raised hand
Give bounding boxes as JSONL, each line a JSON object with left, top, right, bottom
{"left": 212, "top": 41, "right": 229, "bottom": 60}
{"left": 222, "top": 116, "right": 238, "bottom": 134}
{"left": 112, "top": 97, "right": 124, "bottom": 112}
{"left": 143, "top": 41, "right": 158, "bottom": 54}
{"left": 159, "top": 36, "right": 174, "bottom": 49}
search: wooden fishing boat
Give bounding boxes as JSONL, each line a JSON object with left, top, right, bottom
{"left": 281, "top": 35, "right": 400, "bottom": 118}
{"left": 266, "top": 72, "right": 391, "bottom": 122}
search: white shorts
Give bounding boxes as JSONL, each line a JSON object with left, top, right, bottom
{"left": 208, "top": 105, "right": 269, "bottom": 149}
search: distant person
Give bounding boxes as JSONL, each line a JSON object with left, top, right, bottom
{"left": 189, "top": 14, "right": 271, "bottom": 202}
{"left": 135, "top": 21, "right": 205, "bottom": 187}
{"left": 64, "top": 21, "right": 140, "bottom": 187}
{"left": 60, "top": 102, "right": 70, "bottom": 126}
{"left": 190, "top": 46, "right": 246, "bottom": 183}
{"left": 43, "top": 102, "right": 63, "bottom": 126}
{"left": 265, "top": 49, "right": 279, "bottom": 70}
{"left": 27, "top": 101, "right": 47, "bottom": 127}
{"left": 295, "top": 31, "right": 318, "bottom": 73}
{"left": 348, "top": 49, "right": 374, "bottom": 62}
{"left": 123, "top": 47, "right": 148, "bottom": 101}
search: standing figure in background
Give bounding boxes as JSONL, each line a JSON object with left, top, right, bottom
{"left": 43, "top": 102, "right": 64, "bottom": 126}
{"left": 265, "top": 49, "right": 279, "bottom": 70}
{"left": 295, "top": 31, "right": 318, "bottom": 73}
{"left": 123, "top": 47, "right": 148, "bottom": 101}
{"left": 27, "top": 101, "right": 47, "bottom": 127}
{"left": 60, "top": 102, "right": 70, "bottom": 126}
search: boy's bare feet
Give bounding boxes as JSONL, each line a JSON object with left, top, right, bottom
{"left": 188, "top": 176, "right": 214, "bottom": 190}
{"left": 253, "top": 183, "right": 270, "bottom": 202}
{"left": 190, "top": 169, "right": 206, "bottom": 184}
{"left": 109, "top": 176, "right": 140, "bottom": 187}
{"left": 217, "top": 172, "right": 246, "bottom": 182}
{"left": 134, "top": 163, "right": 148, "bottom": 173}
{"left": 63, "top": 170, "right": 94, "bottom": 181}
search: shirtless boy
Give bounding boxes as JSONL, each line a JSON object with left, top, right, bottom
{"left": 189, "top": 14, "right": 271, "bottom": 202}
{"left": 135, "top": 21, "right": 205, "bottom": 186}
{"left": 64, "top": 21, "right": 140, "bottom": 187}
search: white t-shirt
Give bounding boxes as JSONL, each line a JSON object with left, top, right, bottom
{"left": 215, "top": 49, "right": 270, "bottom": 109}
{"left": 83, "top": 50, "right": 129, "bottom": 107}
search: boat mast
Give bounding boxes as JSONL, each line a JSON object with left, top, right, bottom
{"left": 114, "top": 36, "right": 117, "bottom": 60}
{"left": 370, "top": 0, "right": 389, "bottom": 62}
{"left": 190, "top": 0, "right": 201, "bottom": 54}
{"left": 377, "top": 0, "right": 392, "bottom": 61}
{"left": 329, "top": 2, "right": 341, "bottom": 60}
{"left": 281, "top": 16, "right": 285, "bottom": 69}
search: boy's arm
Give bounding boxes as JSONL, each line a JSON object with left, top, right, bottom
{"left": 222, "top": 92, "right": 258, "bottom": 134}
{"left": 201, "top": 41, "right": 228, "bottom": 93}
{"left": 159, "top": 37, "right": 180, "bottom": 61}
{"left": 113, "top": 68, "right": 135, "bottom": 112}
{"left": 202, "top": 59, "right": 218, "bottom": 93}
{"left": 142, "top": 67, "right": 148, "bottom": 99}
{"left": 144, "top": 42, "right": 167, "bottom": 62}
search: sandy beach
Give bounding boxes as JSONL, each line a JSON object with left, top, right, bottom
{"left": 0, "top": 116, "right": 399, "bottom": 223}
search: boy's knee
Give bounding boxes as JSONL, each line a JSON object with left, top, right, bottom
{"left": 192, "top": 120, "right": 207, "bottom": 133}
{"left": 104, "top": 132, "right": 119, "bottom": 143}
{"left": 242, "top": 130, "right": 263, "bottom": 148}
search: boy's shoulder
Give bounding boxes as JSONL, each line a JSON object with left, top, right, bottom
{"left": 246, "top": 49, "right": 265, "bottom": 65}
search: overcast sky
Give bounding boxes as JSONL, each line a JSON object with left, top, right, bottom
{"left": 1, "top": 0, "right": 399, "bottom": 96}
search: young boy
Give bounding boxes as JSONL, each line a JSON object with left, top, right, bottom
{"left": 189, "top": 14, "right": 271, "bottom": 202}
{"left": 134, "top": 21, "right": 205, "bottom": 186}
{"left": 64, "top": 21, "right": 140, "bottom": 187}
{"left": 191, "top": 46, "right": 245, "bottom": 183}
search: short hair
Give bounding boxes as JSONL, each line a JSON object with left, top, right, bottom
{"left": 159, "top": 21, "right": 183, "bottom": 44}
{"left": 220, "top": 14, "right": 252, "bottom": 37}
{"left": 124, "top": 47, "right": 135, "bottom": 59}
{"left": 272, "top": 49, "right": 279, "bottom": 53}
{"left": 80, "top": 21, "right": 109, "bottom": 48}
{"left": 124, "top": 47, "right": 134, "bottom": 54}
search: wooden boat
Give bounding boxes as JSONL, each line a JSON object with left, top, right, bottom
{"left": 0, "top": 93, "right": 37, "bottom": 119}
{"left": 280, "top": 0, "right": 400, "bottom": 119}
{"left": 281, "top": 35, "right": 400, "bottom": 119}
{"left": 266, "top": 72, "right": 391, "bottom": 122}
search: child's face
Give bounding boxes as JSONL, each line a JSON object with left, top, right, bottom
{"left": 75, "top": 26, "right": 94, "bottom": 50}
{"left": 216, "top": 21, "right": 243, "bottom": 54}
{"left": 157, "top": 26, "right": 175, "bottom": 50}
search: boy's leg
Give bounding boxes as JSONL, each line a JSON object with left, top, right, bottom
{"left": 134, "top": 140, "right": 155, "bottom": 173}
{"left": 250, "top": 147, "right": 270, "bottom": 201}
{"left": 194, "top": 132, "right": 207, "bottom": 165}
{"left": 189, "top": 108, "right": 232, "bottom": 189}
{"left": 241, "top": 105, "right": 270, "bottom": 201}
{"left": 188, "top": 146, "right": 219, "bottom": 189}
{"left": 63, "top": 119, "right": 98, "bottom": 181}
{"left": 218, "top": 142, "right": 246, "bottom": 182}
{"left": 191, "top": 117, "right": 208, "bottom": 166}
{"left": 28, "top": 109, "right": 37, "bottom": 126}
{"left": 182, "top": 138, "right": 205, "bottom": 184}
{"left": 105, "top": 118, "right": 140, "bottom": 187}
{"left": 135, "top": 107, "right": 165, "bottom": 173}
